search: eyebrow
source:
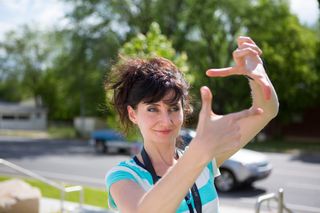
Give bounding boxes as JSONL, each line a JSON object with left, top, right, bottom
{"left": 147, "top": 102, "right": 180, "bottom": 107}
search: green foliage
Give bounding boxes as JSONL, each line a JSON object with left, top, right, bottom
{"left": 0, "top": 26, "right": 53, "bottom": 104}
{"left": 247, "top": 0, "right": 319, "bottom": 123}
{"left": 120, "top": 22, "right": 190, "bottom": 80}
{"left": 47, "top": 125, "right": 77, "bottom": 139}
{"left": 47, "top": 29, "right": 120, "bottom": 120}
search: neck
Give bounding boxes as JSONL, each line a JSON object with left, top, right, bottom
{"left": 143, "top": 141, "right": 177, "bottom": 167}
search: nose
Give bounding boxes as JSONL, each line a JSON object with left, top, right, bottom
{"left": 159, "top": 111, "right": 174, "bottom": 127}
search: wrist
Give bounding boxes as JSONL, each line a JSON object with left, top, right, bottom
{"left": 187, "top": 139, "right": 212, "bottom": 166}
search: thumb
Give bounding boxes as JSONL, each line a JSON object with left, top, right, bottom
{"left": 200, "top": 86, "right": 213, "bottom": 116}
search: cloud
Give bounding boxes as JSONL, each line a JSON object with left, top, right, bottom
{"left": 0, "top": 0, "right": 67, "bottom": 39}
{"left": 0, "top": 0, "right": 319, "bottom": 40}
{"left": 289, "top": 0, "right": 319, "bottom": 25}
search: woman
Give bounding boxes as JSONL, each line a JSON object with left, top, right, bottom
{"left": 105, "top": 36, "right": 279, "bottom": 213}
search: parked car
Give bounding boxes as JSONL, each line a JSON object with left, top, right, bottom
{"left": 89, "top": 129, "right": 132, "bottom": 154}
{"left": 180, "top": 128, "right": 272, "bottom": 192}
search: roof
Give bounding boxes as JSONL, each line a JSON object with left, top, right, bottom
{"left": 0, "top": 101, "right": 47, "bottom": 113}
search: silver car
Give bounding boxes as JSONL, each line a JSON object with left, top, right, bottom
{"left": 215, "top": 148, "right": 272, "bottom": 192}
{"left": 180, "top": 128, "right": 272, "bottom": 192}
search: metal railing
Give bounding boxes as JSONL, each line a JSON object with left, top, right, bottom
{"left": 0, "top": 158, "right": 84, "bottom": 213}
{"left": 255, "top": 188, "right": 293, "bottom": 213}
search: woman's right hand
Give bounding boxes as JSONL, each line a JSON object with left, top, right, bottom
{"left": 192, "top": 86, "right": 262, "bottom": 162}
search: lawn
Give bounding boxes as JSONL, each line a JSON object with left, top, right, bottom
{"left": 0, "top": 176, "right": 108, "bottom": 209}
{"left": 245, "top": 138, "right": 320, "bottom": 153}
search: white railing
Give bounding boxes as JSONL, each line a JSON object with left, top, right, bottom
{"left": 0, "top": 158, "right": 84, "bottom": 213}
{"left": 255, "top": 188, "right": 293, "bottom": 213}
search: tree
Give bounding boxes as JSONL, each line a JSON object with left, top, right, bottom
{"left": 246, "top": 0, "right": 319, "bottom": 125}
{"left": 62, "top": 0, "right": 255, "bottom": 119}
{"left": 0, "top": 26, "right": 54, "bottom": 106}
{"left": 45, "top": 23, "right": 121, "bottom": 120}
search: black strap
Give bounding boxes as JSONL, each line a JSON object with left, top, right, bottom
{"left": 141, "top": 147, "right": 159, "bottom": 184}
{"left": 191, "top": 183, "right": 202, "bottom": 213}
{"left": 141, "top": 147, "right": 202, "bottom": 213}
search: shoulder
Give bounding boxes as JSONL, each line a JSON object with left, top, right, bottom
{"left": 105, "top": 158, "right": 153, "bottom": 191}
{"left": 105, "top": 158, "right": 154, "bottom": 210}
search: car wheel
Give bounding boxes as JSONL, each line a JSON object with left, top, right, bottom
{"left": 95, "top": 140, "right": 107, "bottom": 153}
{"left": 215, "top": 169, "right": 237, "bottom": 192}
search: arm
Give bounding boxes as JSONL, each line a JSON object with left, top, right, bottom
{"left": 216, "top": 65, "right": 279, "bottom": 166}
{"left": 206, "top": 36, "right": 279, "bottom": 167}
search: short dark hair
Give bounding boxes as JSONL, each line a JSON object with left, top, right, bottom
{"left": 106, "top": 56, "right": 192, "bottom": 133}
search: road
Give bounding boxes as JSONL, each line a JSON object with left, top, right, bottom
{"left": 1, "top": 138, "right": 320, "bottom": 212}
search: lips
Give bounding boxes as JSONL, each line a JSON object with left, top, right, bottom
{"left": 155, "top": 129, "right": 172, "bottom": 135}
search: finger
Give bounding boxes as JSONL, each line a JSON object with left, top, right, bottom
{"left": 237, "top": 36, "right": 257, "bottom": 47}
{"left": 230, "top": 107, "right": 263, "bottom": 121}
{"left": 233, "top": 48, "right": 260, "bottom": 67}
{"left": 199, "top": 86, "right": 213, "bottom": 117}
{"left": 238, "top": 42, "right": 262, "bottom": 55}
{"left": 206, "top": 67, "right": 238, "bottom": 77}
{"left": 233, "top": 48, "right": 259, "bottom": 59}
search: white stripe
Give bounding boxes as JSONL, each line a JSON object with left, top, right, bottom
{"left": 273, "top": 170, "right": 320, "bottom": 179}
{"left": 203, "top": 198, "right": 219, "bottom": 213}
{"left": 287, "top": 203, "right": 320, "bottom": 213}
{"left": 286, "top": 182, "right": 320, "bottom": 191}
{"left": 196, "top": 167, "right": 210, "bottom": 188}
{"left": 212, "top": 159, "right": 221, "bottom": 177}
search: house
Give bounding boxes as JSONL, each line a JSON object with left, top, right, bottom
{"left": 0, "top": 100, "right": 47, "bottom": 130}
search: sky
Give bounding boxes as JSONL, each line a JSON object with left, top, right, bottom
{"left": 0, "top": 0, "right": 319, "bottom": 39}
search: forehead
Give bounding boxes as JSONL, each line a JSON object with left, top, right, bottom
{"left": 142, "top": 91, "right": 182, "bottom": 106}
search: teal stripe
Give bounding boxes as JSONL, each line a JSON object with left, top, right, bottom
{"left": 198, "top": 177, "right": 218, "bottom": 205}
{"left": 119, "top": 160, "right": 153, "bottom": 185}
{"left": 176, "top": 198, "right": 190, "bottom": 212}
{"left": 207, "top": 161, "right": 214, "bottom": 176}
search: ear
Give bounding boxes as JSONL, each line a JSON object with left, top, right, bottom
{"left": 127, "top": 105, "right": 137, "bottom": 124}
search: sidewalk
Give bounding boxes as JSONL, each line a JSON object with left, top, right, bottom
{"left": 40, "top": 197, "right": 111, "bottom": 213}
{"left": 41, "top": 197, "right": 261, "bottom": 213}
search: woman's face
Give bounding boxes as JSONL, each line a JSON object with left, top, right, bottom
{"left": 127, "top": 92, "right": 184, "bottom": 146}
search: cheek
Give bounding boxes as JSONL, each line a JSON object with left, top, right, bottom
{"left": 136, "top": 114, "right": 154, "bottom": 129}
{"left": 174, "top": 111, "right": 184, "bottom": 126}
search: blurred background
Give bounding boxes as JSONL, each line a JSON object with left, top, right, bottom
{"left": 0, "top": 0, "right": 319, "bottom": 213}
{"left": 0, "top": 0, "right": 319, "bottom": 141}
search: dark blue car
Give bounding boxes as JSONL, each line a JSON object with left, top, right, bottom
{"left": 89, "top": 129, "right": 132, "bottom": 154}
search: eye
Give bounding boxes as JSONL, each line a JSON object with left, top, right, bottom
{"left": 147, "top": 107, "right": 158, "bottom": 112}
{"left": 169, "top": 105, "right": 180, "bottom": 112}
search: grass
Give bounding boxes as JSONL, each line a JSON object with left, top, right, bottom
{"left": 0, "top": 176, "right": 108, "bottom": 209}
{"left": 47, "top": 126, "right": 77, "bottom": 139}
{"left": 0, "top": 129, "right": 49, "bottom": 138}
{"left": 246, "top": 138, "right": 320, "bottom": 153}
{"left": 0, "top": 126, "right": 78, "bottom": 140}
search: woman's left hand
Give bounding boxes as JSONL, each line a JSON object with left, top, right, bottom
{"left": 206, "top": 36, "right": 271, "bottom": 100}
